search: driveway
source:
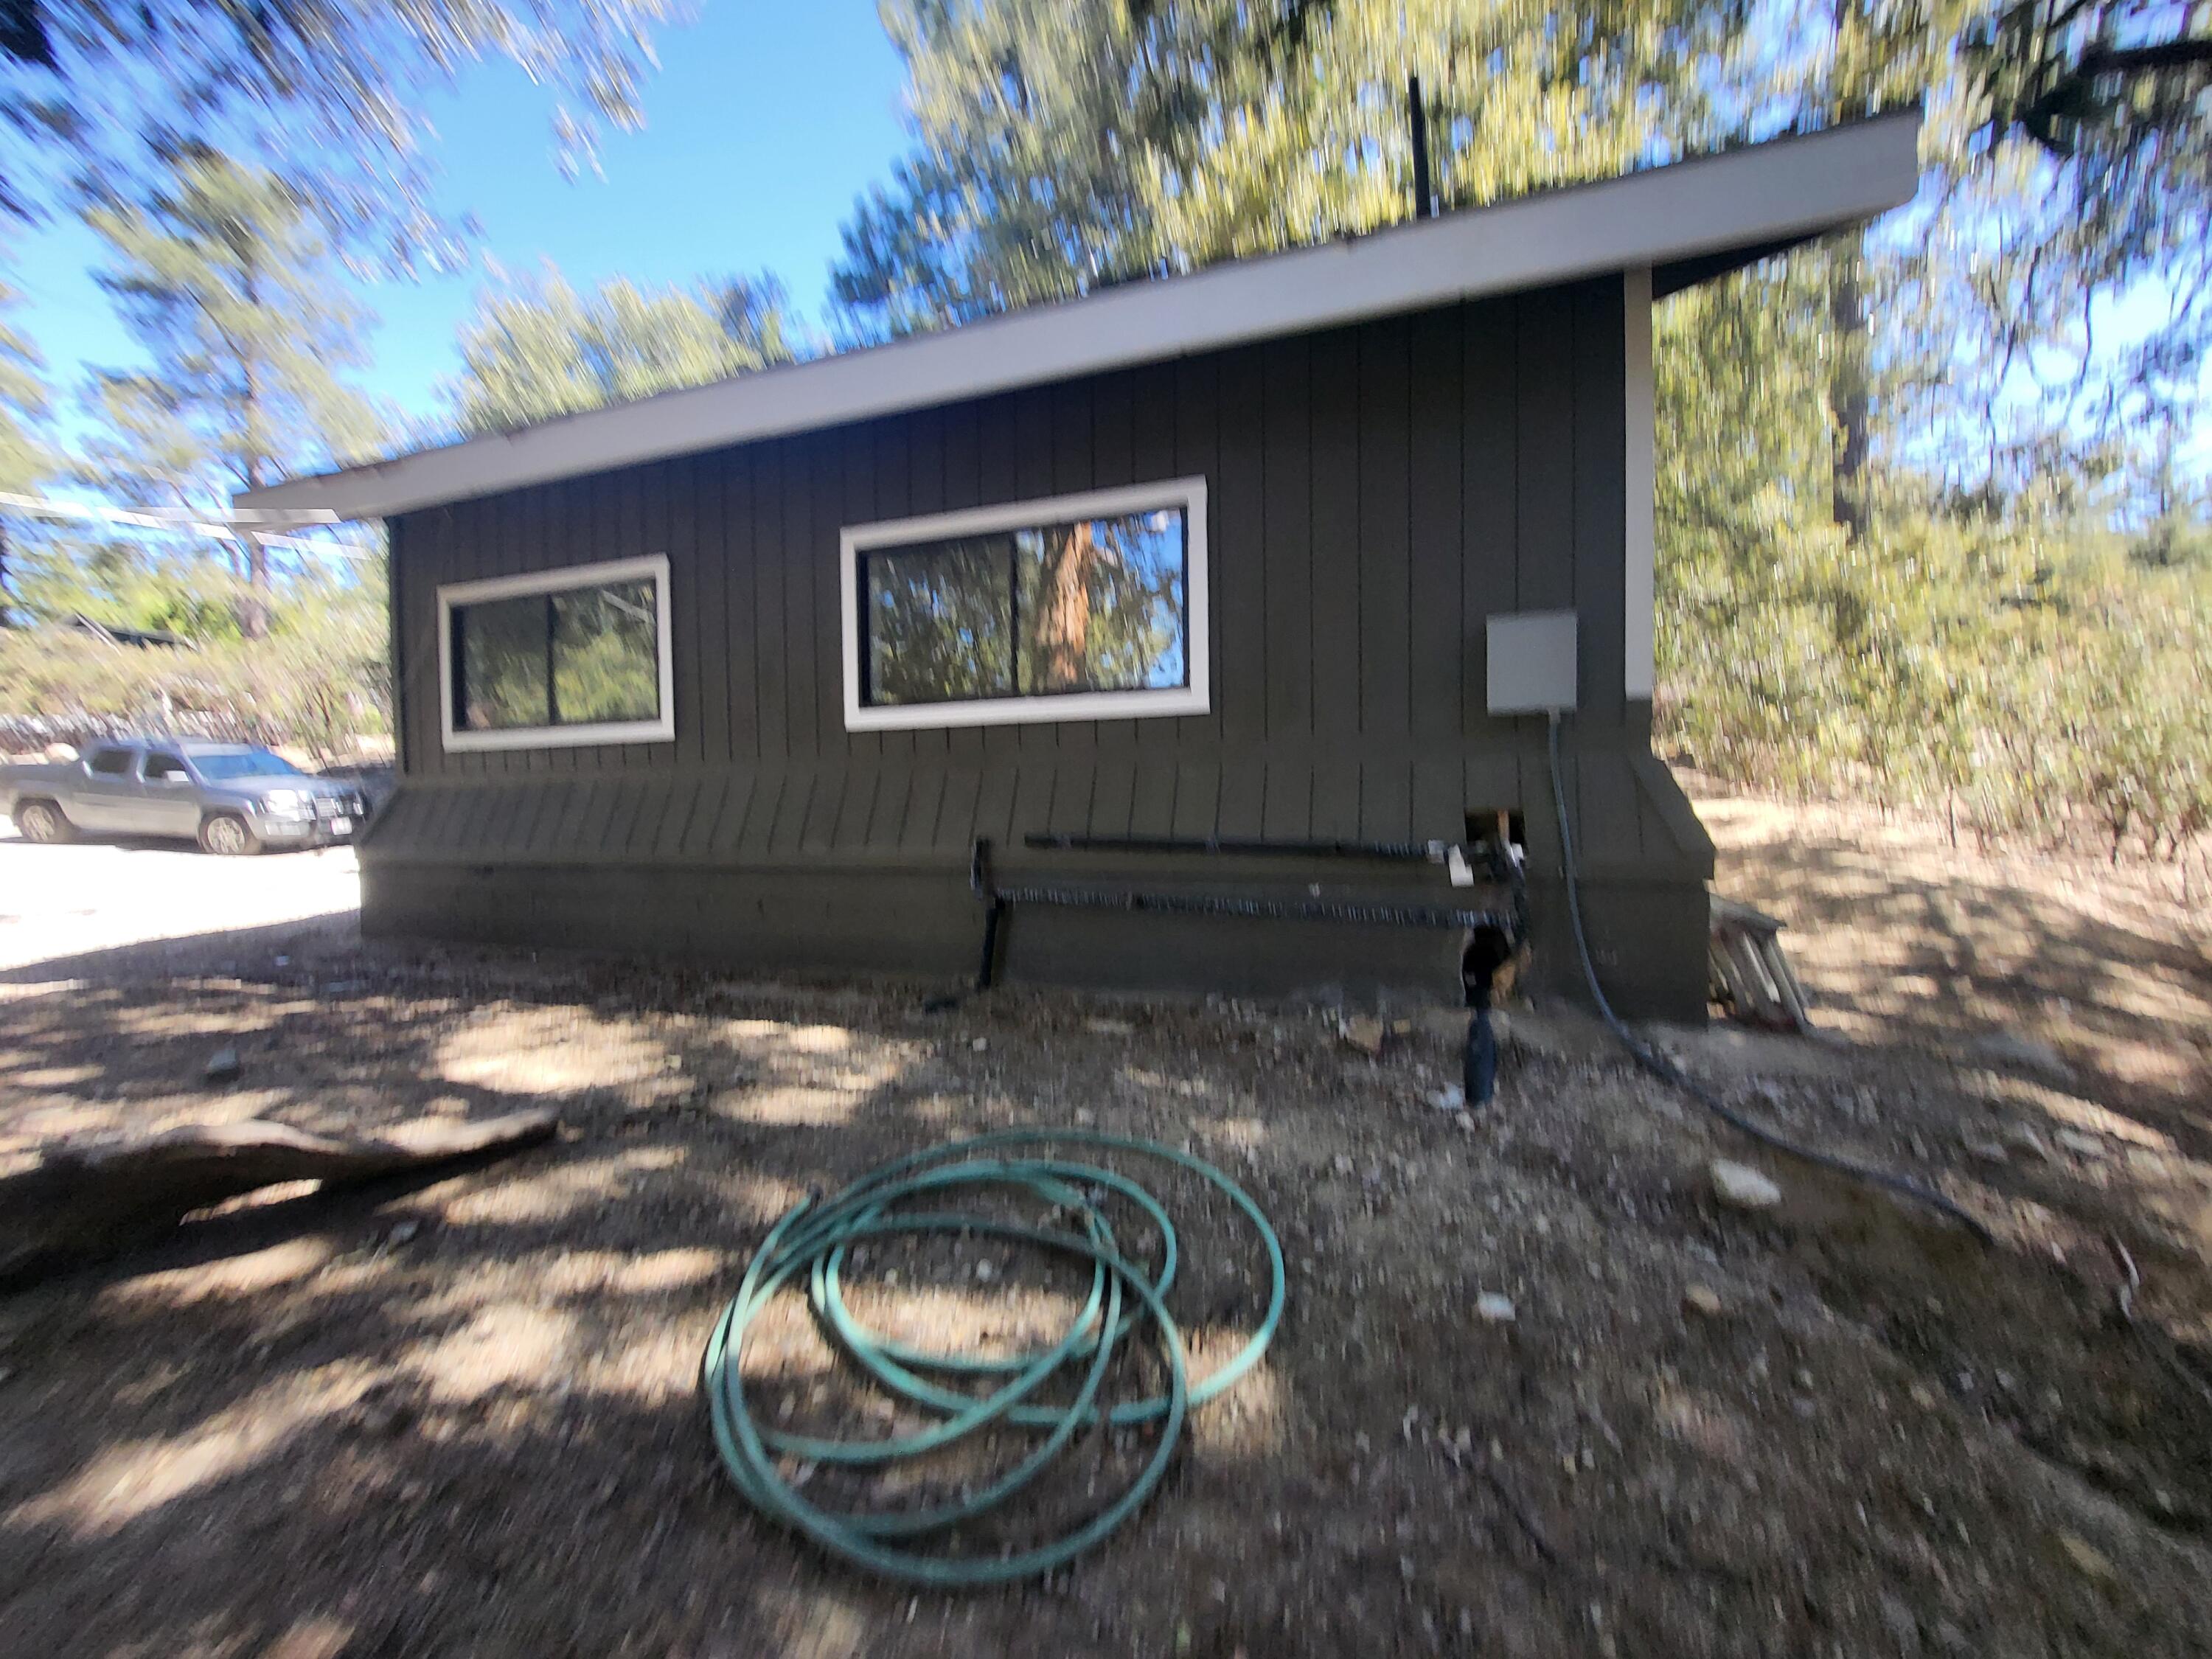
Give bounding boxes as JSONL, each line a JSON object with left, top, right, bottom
{"left": 0, "top": 821, "right": 360, "bottom": 973}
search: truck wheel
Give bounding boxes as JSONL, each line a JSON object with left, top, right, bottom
{"left": 14, "top": 799, "right": 73, "bottom": 844}
{"left": 198, "top": 813, "right": 261, "bottom": 856}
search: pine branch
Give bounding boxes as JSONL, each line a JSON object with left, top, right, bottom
{"left": 2010, "top": 26, "right": 2212, "bottom": 147}
{"left": 2079, "top": 39, "right": 2212, "bottom": 79}
{"left": 0, "top": 0, "right": 50, "bottom": 68}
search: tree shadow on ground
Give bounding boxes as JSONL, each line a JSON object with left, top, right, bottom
{"left": 0, "top": 917, "right": 1350, "bottom": 1657}
{"left": 1708, "top": 810, "right": 2212, "bottom": 1155}
{"left": 5, "top": 886, "right": 2212, "bottom": 1656}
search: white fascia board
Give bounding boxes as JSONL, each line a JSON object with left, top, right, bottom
{"left": 240, "top": 113, "right": 1920, "bottom": 523}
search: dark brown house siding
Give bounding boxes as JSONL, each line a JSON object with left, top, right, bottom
{"left": 365, "top": 276, "right": 1713, "bottom": 1015}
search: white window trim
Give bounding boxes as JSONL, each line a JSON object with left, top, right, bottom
{"left": 840, "top": 477, "right": 1210, "bottom": 732}
{"left": 437, "top": 554, "right": 675, "bottom": 751}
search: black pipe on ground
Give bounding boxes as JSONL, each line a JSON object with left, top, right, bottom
{"left": 1022, "top": 831, "right": 1453, "bottom": 863}
{"left": 972, "top": 838, "right": 1524, "bottom": 1110}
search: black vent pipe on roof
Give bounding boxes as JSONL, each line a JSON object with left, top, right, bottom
{"left": 1408, "top": 75, "right": 1436, "bottom": 219}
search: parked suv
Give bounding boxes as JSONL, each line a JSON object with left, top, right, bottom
{"left": 0, "top": 738, "right": 372, "bottom": 855}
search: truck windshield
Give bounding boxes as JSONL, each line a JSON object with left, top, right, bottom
{"left": 191, "top": 749, "right": 307, "bottom": 782}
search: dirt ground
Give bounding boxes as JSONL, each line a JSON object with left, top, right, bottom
{"left": 1, "top": 787, "right": 2210, "bottom": 1658}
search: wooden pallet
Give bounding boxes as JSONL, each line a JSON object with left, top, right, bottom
{"left": 1709, "top": 895, "right": 1815, "bottom": 1032}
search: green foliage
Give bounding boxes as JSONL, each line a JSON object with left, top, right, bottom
{"left": 83, "top": 148, "right": 384, "bottom": 495}
{"left": 77, "top": 145, "right": 385, "bottom": 636}
{"left": 0, "top": 559, "right": 390, "bottom": 759}
{"left": 1, "top": 1, "right": 686, "bottom": 261}
{"left": 833, "top": 0, "right": 1740, "bottom": 337}
{"left": 0, "top": 248, "right": 48, "bottom": 629}
{"left": 1969, "top": 2, "right": 2211, "bottom": 226}
{"left": 7, "top": 530, "right": 248, "bottom": 639}
{"left": 552, "top": 585, "right": 658, "bottom": 722}
{"left": 1657, "top": 266, "right": 2212, "bottom": 860}
{"left": 2127, "top": 432, "right": 2212, "bottom": 569}
{"left": 447, "top": 269, "right": 796, "bottom": 433}
{"left": 0, "top": 262, "right": 46, "bottom": 498}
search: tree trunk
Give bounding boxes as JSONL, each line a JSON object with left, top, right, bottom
{"left": 0, "top": 1110, "right": 557, "bottom": 1286}
{"left": 1829, "top": 244, "right": 1871, "bottom": 542}
{"left": 238, "top": 246, "right": 271, "bottom": 640}
{"left": 239, "top": 528, "right": 270, "bottom": 639}
{"left": 1037, "top": 519, "right": 1095, "bottom": 690}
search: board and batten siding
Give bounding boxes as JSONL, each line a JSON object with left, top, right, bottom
{"left": 370, "top": 278, "right": 1710, "bottom": 893}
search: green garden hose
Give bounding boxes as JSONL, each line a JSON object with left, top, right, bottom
{"left": 700, "top": 1129, "right": 1286, "bottom": 1587}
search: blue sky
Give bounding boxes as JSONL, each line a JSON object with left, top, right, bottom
{"left": 10, "top": 2, "right": 910, "bottom": 428}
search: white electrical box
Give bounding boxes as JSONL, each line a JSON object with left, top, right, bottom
{"left": 1486, "top": 611, "right": 1579, "bottom": 714}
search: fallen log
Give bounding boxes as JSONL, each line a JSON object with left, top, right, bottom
{"left": 0, "top": 1110, "right": 557, "bottom": 1287}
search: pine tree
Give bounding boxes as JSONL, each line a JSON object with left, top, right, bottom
{"left": 448, "top": 270, "right": 797, "bottom": 434}
{"left": 80, "top": 146, "right": 383, "bottom": 638}
{"left": 1973, "top": 1, "right": 2211, "bottom": 190}
{"left": 0, "top": 257, "right": 52, "bottom": 616}
{"left": 832, "top": 0, "right": 1746, "bottom": 338}
{"left": 0, "top": 268, "right": 44, "bottom": 493}
{"left": 1, "top": 1, "right": 684, "bottom": 259}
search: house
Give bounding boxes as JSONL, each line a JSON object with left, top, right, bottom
{"left": 239, "top": 114, "right": 1921, "bottom": 1019}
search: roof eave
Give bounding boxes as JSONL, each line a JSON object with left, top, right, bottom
{"left": 241, "top": 111, "right": 1920, "bottom": 521}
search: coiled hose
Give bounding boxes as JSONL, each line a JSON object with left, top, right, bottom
{"left": 1545, "top": 715, "right": 1993, "bottom": 1244}
{"left": 701, "top": 1128, "right": 1286, "bottom": 1587}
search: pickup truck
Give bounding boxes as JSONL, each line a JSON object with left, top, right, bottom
{"left": 0, "top": 737, "right": 372, "bottom": 855}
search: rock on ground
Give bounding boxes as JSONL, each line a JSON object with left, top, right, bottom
{"left": 1709, "top": 1158, "right": 1784, "bottom": 1211}
{"left": 1969, "top": 1031, "right": 2073, "bottom": 1079}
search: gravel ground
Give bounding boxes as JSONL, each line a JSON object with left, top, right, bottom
{"left": 1, "top": 792, "right": 2208, "bottom": 1657}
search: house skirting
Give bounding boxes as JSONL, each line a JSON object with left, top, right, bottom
{"left": 359, "top": 856, "right": 1711, "bottom": 1020}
